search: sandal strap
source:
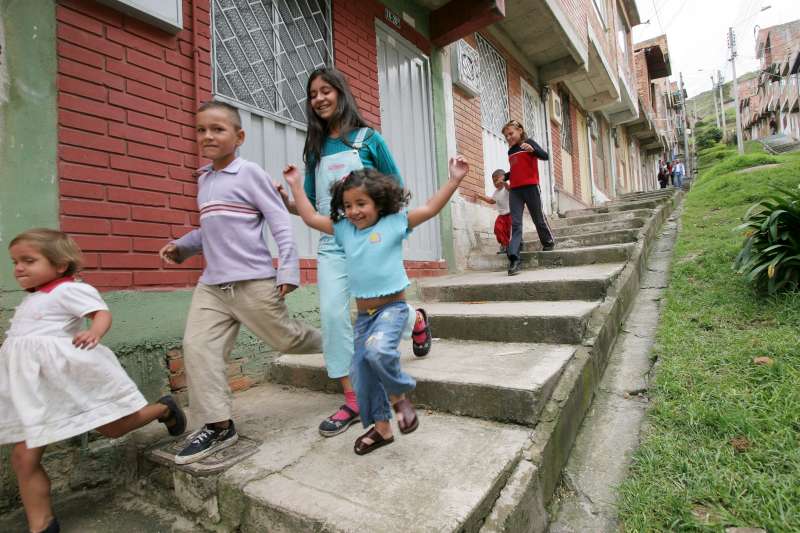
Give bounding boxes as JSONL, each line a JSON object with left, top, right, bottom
{"left": 338, "top": 404, "right": 358, "bottom": 418}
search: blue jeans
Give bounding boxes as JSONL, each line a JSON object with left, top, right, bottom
{"left": 673, "top": 173, "right": 683, "bottom": 188}
{"left": 351, "top": 301, "right": 416, "bottom": 427}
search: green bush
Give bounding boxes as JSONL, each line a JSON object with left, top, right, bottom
{"left": 734, "top": 184, "right": 800, "bottom": 294}
{"left": 696, "top": 126, "right": 723, "bottom": 150}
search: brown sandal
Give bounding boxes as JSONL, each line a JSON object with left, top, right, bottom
{"left": 354, "top": 427, "right": 394, "bottom": 455}
{"left": 392, "top": 398, "right": 419, "bottom": 434}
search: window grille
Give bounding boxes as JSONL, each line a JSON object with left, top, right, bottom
{"left": 560, "top": 91, "right": 573, "bottom": 153}
{"left": 212, "top": 0, "right": 332, "bottom": 123}
{"left": 476, "top": 34, "right": 509, "bottom": 135}
{"left": 522, "top": 86, "right": 540, "bottom": 142}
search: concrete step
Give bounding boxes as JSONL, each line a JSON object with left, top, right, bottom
{"left": 269, "top": 339, "right": 577, "bottom": 426}
{"left": 134, "top": 384, "right": 533, "bottom": 533}
{"left": 478, "top": 218, "right": 645, "bottom": 250}
{"left": 550, "top": 209, "right": 652, "bottom": 228}
{"left": 619, "top": 190, "right": 674, "bottom": 201}
{"left": 556, "top": 228, "right": 639, "bottom": 249}
{"left": 419, "top": 263, "right": 624, "bottom": 302}
{"left": 422, "top": 300, "right": 599, "bottom": 344}
{"left": 467, "top": 243, "right": 635, "bottom": 271}
{"left": 562, "top": 198, "right": 665, "bottom": 217}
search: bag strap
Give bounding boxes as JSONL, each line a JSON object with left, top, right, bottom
{"left": 352, "top": 127, "right": 370, "bottom": 149}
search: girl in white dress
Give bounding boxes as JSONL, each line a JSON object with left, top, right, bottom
{"left": 1, "top": 229, "right": 186, "bottom": 533}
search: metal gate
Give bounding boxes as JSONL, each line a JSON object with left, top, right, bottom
{"left": 520, "top": 79, "right": 552, "bottom": 214}
{"left": 476, "top": 34, "right": 509, "bottom": 196}
{"left": 211, "top": 0, "right": 333, "bottom": 258}
{"left": 375, "top": 22, "right": 441, "bottom": 261}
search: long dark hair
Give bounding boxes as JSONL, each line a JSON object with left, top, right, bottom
{"left": 303, "top": 67, "right": 371, "bottom": 170}
{"left": 329, "top": 169, "right": 410, "bottom": 223}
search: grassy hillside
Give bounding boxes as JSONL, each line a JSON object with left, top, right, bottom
{"left": 687, "top": 71, "right": 758, "bottom": 128}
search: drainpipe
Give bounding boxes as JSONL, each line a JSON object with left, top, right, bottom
{"left": 609, "top": 126, "right": 618, "bottom": 199}
{"left": 586, "top": 115, "right": 597, "bottom": 206}
{"left": 193, "top": 0, "right": 202, "bottom": 159}
{"left": 541, "top": 85, "right": 559, "bottom": 214}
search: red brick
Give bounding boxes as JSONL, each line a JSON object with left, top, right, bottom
{"left": 59, "top": 58, "right": 124, "bottom": 91}
{"left": 59, "top": 0, "right": 123, "bottom": 27}
{"left": 106, "top": 59, "right": 165, "bottom": 89}
{"left": 123, "top": 16, "right": 178, "bottom": 48}
{"left": 169, "top": 194, "right": 197, "bottom": 211}
{"left": 169, "top": 372, "right": 186, "bottom": 390}
{"left": 133, "top": 237, "right": 171, "bottom": 252}
{"left": 61, "top": 181, "right": 105, "bottom": 200}
{"left": 183, "top": 154, "right": 199, "bottom": 168}
{"left": 126, "top": 79, "right": 181, "bottom": 109}
{"left": 229, "top": 376, "right": 254, "bottom": 392}
{"left": 165, "top": 49, "right": 193, "bottom": 71}
{"left": 127, "top": 49, "right": 181, "bottom": 80}
{"left": 57, "top": 41, "right": 103, "bottom": 69}
{"left": 60, "top": 216, "right": 111, "bottom": 235}
{"left": 73, "top": 235, "right": 131, "bottom": 251}
{"left": 107, "top": 186, "right": 168, "bottom": 207}
{"left": 168, "top": 166, "right": 195, "bottom": 182}
{"left": 109, "top": 155, "right": 168, "bottom": 177}
{"left": 126, "top": 111, "right": 181, "bottom": 136}
{"left": 106, "top": 26, "right": 164, "bottom": 58}
{"left": 59, "top": 93, "right": 125, "bottom": 122}
{"left": 164, "top": 255, "right": 203, "bottom": 269}
{"left": 134, "top": 270, "right": 191, "bottom": 286}
{"left": 132, "top": 206, "right": 186, "bottom": 224}
{"left": 183, "top": 182, "right": 198, "bottom": 196}
{"left": 57, "top": 5, "right": 104, "bottom": 35}
{"left": 130, "top": 174, "right": 184, "bottom": 194}
{"left": 81, "top": 253, "right": 99, "bottom": 269}
{"left": 100, "top": 253, "right": 161, "bottom": 269}
{"left": 62, "top": 199, "right": 130, "bottom": 220}
{"left": 168, "top": 357, "right": 184, "bottom": 373}
{"left": 109, "top": 90, "right": 166, "bottom": 118}
{"left": 171, "top": 225, "right": 197, "bottom": 238}
{"left": 112, "top": 220, "right": 172, "bottom": 237}
{"left": 61, "top": 163, "right": 129, "bottom": 187}
{"left": 167, "top": 107, "right": 195, "bottom": 127}
{"left": 61, "top": 129, "right": 126, "bottom": 154}
{"left": 60, "top": 145, "right": 109, "bottom": 167}
{"left": 58, "top": 75, "right": 106, "bottom": 102}
{"left": 127, "top": 142, "right": 182, "bottom": 165}
{"left": 58, "top": 24, "right": 124, "bottom": 59}
{"left": 166, "top": 78, "right": 194, "bottom": 98}
{"left": 108, "top": 123, "right": 167, "bottom": 147}
{"left": 59, "top": 109, "right": 106, "bottom": 135}
{"left": 81, "top": 271, "right": 132, "bottom": 288}
{"left": 168, "top": 136, "right": 196, "bottom": 154}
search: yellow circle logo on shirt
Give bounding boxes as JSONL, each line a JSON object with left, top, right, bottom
{"left": 369, "top": 232, "right": 382, "bottom": 244}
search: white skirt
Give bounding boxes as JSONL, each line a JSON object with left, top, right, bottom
{"left": 0, "top": 335, "right": 147, "bottom": 448}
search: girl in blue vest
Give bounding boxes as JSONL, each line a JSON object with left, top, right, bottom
{"left": 275, "top": 68, "right": 432, "bottom": 438}
{"left": 282, "top": 156, "right": 469, "bottom": 454}
{"left": 502, "top": 119, "right": 555, "bottom": 276}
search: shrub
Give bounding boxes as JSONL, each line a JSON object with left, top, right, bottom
{"left": 734, "top": 184, "right": 800, "bottom": 294}
{"left": 697, "top": 127, "right": 723, "bottom": 150}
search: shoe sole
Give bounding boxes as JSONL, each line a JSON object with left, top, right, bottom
{"left": 319, "top": 416, "right": 361, "bottom": 437}
{"left": 174, "top": 433, "right": 239, "bottom": 465}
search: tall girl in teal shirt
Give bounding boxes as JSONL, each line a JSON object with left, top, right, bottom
{"left": 277, "top": 68, "right": 432, "bottom": 437}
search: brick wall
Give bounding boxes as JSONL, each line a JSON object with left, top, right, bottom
{"left": 56, "top": 0, "right": 211, "bottom": 290}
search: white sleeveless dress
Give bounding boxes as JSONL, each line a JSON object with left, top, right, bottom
{"left": 0, "top": 280, "right": 147, "bottom": 447}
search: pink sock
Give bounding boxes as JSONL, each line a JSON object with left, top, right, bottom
{"left": 331, "top": 390, "right": 359, "bottom": 421}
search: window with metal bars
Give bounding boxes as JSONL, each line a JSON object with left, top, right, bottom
{"left": 212, "top": 0, "right": 332, "bottom": 124}
{"left": 476, "top": 34, "right": 509, "bottom": 135}
{"left": 522, "top": 86, "right": 540, "bottom": 142}
{"left": 560, "top": 91, "right": 573, "bottom": 153}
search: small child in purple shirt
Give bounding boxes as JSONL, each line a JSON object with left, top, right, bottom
{"left": 159, "top": 101, "right": 321, "bottom": 465}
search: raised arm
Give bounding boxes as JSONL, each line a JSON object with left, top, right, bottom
{"left": 283, "top": 164, "right": 334, "bottom": 235}
{"left": 407, "top": 156, "right": 469, "bottom": 229}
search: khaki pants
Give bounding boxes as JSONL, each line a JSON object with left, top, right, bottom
{"left": 183, "top": 279, "right": 322, "bottom": 424}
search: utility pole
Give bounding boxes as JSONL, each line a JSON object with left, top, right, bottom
{"left": 729, "top": 27, "right": 745, "bottom": 154}
{"left": 679, "top": 72, "right": 691, "bottom": 177}
{"left": 717, "top": 70, "right": 727, "bottom": 141}
{"left": 710, "top": 76, "right": 721, "bottom": 128}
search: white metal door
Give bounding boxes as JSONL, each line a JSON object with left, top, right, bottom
{"left": 476, "top": 34, "right": 510, "bottom": 196}
{"left": 521, "top": 79, "right": 552, "bottom": 214}
{"left": 376, "top": 22, "right": 440, "bottom": 261}
{"left": 211, "top": 0, "right": 332, "bottom": 259}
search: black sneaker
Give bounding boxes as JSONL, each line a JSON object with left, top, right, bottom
{"left": 319, "top": 405, "right": 360, "bottom": 437}
{"left": 157, "top": 395, "right": 187, "bottom": 437}
{"left": 42, "top": 517, "right": 60, "bottom": 533}
{"left": 508, "top": 258, "right": 522, "bottom": 276}
{"left": 542, "top": 242, "right": 555, "bottom": 251}
{"left": 174, "top": 421, "right": 238, "bottom": 465}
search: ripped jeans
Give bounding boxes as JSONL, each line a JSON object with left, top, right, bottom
{"left": 351, "top": 301, "right": 416, "bottom": 428}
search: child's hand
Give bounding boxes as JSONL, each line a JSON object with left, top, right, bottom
{"left": 520, "top": 142, "right": 534, "bottom": 152}
{"left": 159, "top": 243, "right": 179, "bottom": 264}
{"left": 283, "top": 165, "right": 302, "bottom": 189}
{"left": 73, "top": 330, "right": 101, "bottom": 350}
{"left": 448, "top": 156, "right": 469, "bottom": 182}
{"left": 273, "top": 180, "right": 291, "bottom": 207}
{"left": 277, "top": 283, "right": 297, "bottom": 299}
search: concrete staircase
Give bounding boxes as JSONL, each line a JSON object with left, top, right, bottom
{"left": 121, "top": 188, "right": 681, "bottom": 532}
{"left": 759, "top": 133, "right": 800, "bottom": 154}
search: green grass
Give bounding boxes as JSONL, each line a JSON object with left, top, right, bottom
{"left": 617, "top": 145, "right": 800, "bottom": 532}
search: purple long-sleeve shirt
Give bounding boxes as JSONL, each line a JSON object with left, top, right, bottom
{"left": 172, "top": 157, "right": 300, "bottom": 287}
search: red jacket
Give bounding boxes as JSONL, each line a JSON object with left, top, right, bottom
{"left": 507, "top": 138, "right": 549, "bottom": 188}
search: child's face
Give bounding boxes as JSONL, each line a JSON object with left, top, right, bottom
{"left": 309, "top": 76, "right": 339, "bottom": 122}
{"left": 196, "top": 108, "right": 244, "bottom": 165}
{"left": 492, "top": 174, "right": 505, "bottom": 189}
{"left": 343, "top": 186, "right": 379, "bottom": 230}
{"left": 503, "top": 125, "right": 524, "bottom": 147}
{"left": 9, "top": 241, "right": 67, "bottom": 290}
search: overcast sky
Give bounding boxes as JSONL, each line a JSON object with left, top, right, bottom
{"left": 631, "top": 0, "right": 800, "bottom": 97}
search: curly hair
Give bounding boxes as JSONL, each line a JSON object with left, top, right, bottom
{"left": 329, "top": 169, "right": 410, "bottom": 223}
{"left": 9, "top": 228, "right": 83, "bottom": 276}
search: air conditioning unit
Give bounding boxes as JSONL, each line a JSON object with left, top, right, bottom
{"left": 550, "top": 91, "right": 563, "bottom": 125}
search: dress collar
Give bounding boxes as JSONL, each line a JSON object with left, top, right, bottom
{"left": 33, "top": 276, "right": 75, "bottom": 293}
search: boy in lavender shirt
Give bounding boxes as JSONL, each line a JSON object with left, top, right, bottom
{"left": 159, "top": 101, "right": 321, "bottom": 464}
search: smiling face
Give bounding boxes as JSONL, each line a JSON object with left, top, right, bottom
{"left": 309, "top": 75, "right": 340, "bottom": 124}
{"left": 492, "top": 173, "right": 506, "bottom": 189}
{"left": 196, "top": 107, "right": 245, "bottom": 169}
{"left": 10, "top": 241, "right": 66, "bottom": 290}
{"left": 342, "top": 185, "right": 379, "bottom": 229}
{"left": 502, "top": 124, "right": 524, "bottom": 147}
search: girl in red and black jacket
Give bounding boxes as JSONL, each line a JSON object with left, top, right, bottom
{"left": 502, "top": 119, "right": 555, "bottom": 276}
